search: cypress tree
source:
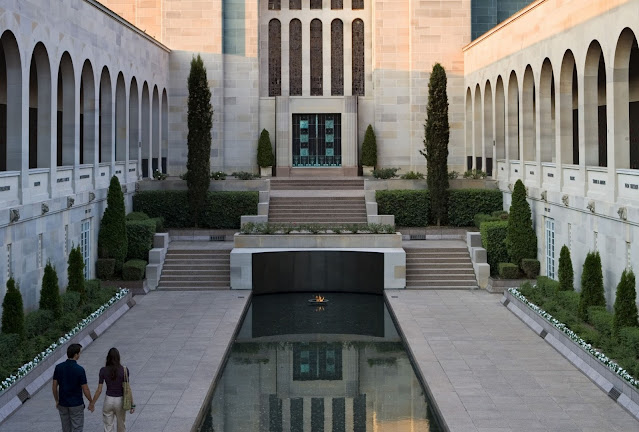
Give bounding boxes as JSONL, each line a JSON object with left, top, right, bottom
{"left": 361, "top": 124, "right": 377, "bottom": 168}
{"left": 558, "top": 245, "right": 574, "bottom": 291}
{"left": 420, "top": 63, "right": 449, "bottom": 226}
{"left": 578, "top": 251, "right": 606, "bottom": 320}
{"left": 257, "top": 129, "right": 274, "bottom": 168}
{"left": 1, "top": 278, "right": 24, "bottom": 337}
{"left": 505, "top": 179, "right": 537, "bottom": 266}
{"left": 40, "top": 260, "right": 62, "bottom": 319}
{"left": 98, "top": 176, "right": 128, "bottom": 273}
{"left": 613, "top": 269, "right": 638, "bottom": 338}
{"left": 68, "top": 245, "right": 86, "bottom": 304}
{"left": 187, "top": 54, "right": 213, "bottom": 227}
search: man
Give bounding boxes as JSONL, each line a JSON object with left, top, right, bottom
{"left": 52, "top": 344, "right": 94, "bottom": 432}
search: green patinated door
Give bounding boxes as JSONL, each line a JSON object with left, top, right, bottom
{"left": 292, "top": 114, "right": 342, "bottom": 167}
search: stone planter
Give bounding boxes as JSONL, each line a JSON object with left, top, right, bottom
{"left": 485, "top": 276, "right": 534, "bottom": 293}
{"left": 260, "top": 166, "right": 272, "bottom": 177}
{"left": 362, "top": 165, "right": 374, "bottom": 177}
{"left": 0, "top": 291, "right": 135, "bottom": 424}
{"left": 503, "top": 290, "right": 639, "bottom": 420}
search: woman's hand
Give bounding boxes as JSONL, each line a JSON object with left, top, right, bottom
{"left": 130, "top": 405, "right": 136, "bottom": 414}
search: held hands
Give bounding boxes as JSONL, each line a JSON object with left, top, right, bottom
{"left": 88, "top": 402, "right": 95, "bottom": 412}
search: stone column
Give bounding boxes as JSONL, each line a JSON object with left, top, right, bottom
{"left": 534, "top": 72, "right": 542, "bottom": 188}
{"left": 344, "top": 19, "right": 353, "bottom": 97}
{"left": 302, "top": 19, "right": 310, "bottom": 96}
{"left": 276, "top": 96, "right": 291, "bottom": 176}
{"left": 343, "top": 95, "right": 358, "bottom": 175}
{"left": 281, "top": 18, "right": 290, "bottom": 96}
{"left": 323, "top": 20, "right": 331, "bottom": 97}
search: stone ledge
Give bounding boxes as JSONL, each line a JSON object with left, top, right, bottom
{"left": 0, "top": 291, "right": 134, "bottom": 425}
{"left": 233, "top": 232, "right": 402, "bottom": 248}
{"left": 502, "top": 290, "right": 639, "bottom": 421}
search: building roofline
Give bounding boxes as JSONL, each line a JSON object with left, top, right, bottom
{"left": 85, "top": 0, "right": 171, "bottom": 53}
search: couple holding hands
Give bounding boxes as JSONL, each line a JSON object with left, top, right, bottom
{"left": 52, "top": 345, "right": 134, "bottom": 432}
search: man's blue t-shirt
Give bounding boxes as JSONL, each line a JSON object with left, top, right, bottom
{"left": 53, "top": 359, "right": 87, "bottom": 407}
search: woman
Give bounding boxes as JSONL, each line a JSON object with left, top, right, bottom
{"left": 90, "top": 347, "right": 135, "bottom": 432}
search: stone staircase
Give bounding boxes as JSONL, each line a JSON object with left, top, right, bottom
{"left": 157, "top": 249, "right": 230, "bottom": 290}
{"left": 405, "top": 247, "right": 478, "bottom": 289}
{"left": 270, "top": 178, "right": 364, "bottom": 190}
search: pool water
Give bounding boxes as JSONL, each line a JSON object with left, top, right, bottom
{"left": 198, "top": 293, "right": 442, "bottom": 432}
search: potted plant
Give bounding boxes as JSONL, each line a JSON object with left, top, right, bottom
{"left": 361, "top": 124, "right": 377, "bottom": 176}
{"left": 257, "top": 129, "right": 274, "bottom": 177}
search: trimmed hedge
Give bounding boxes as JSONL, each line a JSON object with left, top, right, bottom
{"left": 376, "top": 190, "right": 429, "bottom": 227}
{"left": 613, "top": 269, "right": 638, "bottom": 338}
{"left": 133, "top": 190, "right": 258, "bottom": 229}
{"left": 498, "top": 263, "right": 519, "bottom": 279}
{"left": 96, "top": 258, "right": 115, "bottom": 280}
{"left": 537, "top": 276, "right": 559, "bottom": 298}
{"left": 480, "top": 220, "right": 508, "bottom": 276}
{"left": 2, "top": 278, "right": 24, "bottom": 337}
{"left": 474, "top": 213, "right": 498, "bottom": 229}
{"left": 126, "top": 212, "right": 149, "bottom": 221}
{"left": 587, "top": 306, "right": 614, "bottom": 338}
{"left": 126, "top": 219, "right": 157, "bottom": 261}
{"left": 122, "top": 259, "right": 147, "bottom": 281}
{"left": 521, "top": 258, "right": 540, "bottom": 279}
{"left": 447, "top": 189, "right": 503, "bottom": 227}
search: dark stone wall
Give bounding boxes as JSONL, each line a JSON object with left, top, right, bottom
{"left": 472, "top": 0, "right": 533, "bottom": 40}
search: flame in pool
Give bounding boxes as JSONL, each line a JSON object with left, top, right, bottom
{"left": 315, "top": 295, "right": 326, "bottom": 302}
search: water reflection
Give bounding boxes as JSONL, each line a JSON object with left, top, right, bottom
{"left": 198, "top": 293, "right": 442, "bottom": 432}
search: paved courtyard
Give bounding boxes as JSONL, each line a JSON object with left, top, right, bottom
{"left": 1, "top": 289, "right": 637, "bottom": 431}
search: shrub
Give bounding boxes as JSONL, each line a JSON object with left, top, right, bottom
{"left": 400, "top": 171, "right": 425, "bottom": 180}
{"left": 122, "top": 259, "right": 147, "bottom": 281}
{"left": 613, "top": 269, "right": 638, "bottom": 338}
{"left": 187, "top": 54, "right": 213, "bottom": 227}
{"left": 153, "top": 169, "right": 167, "bottom": 180}
{"left": 133, "top": 190, "right": 259, "bottom": 228}
{"left": 372, "top": 168, "right": 399, "bottom": 179}
{"left": 211, "top": 171, "right": 227, "bottom": 180}
{"left": 447, "top": 189, "right": 503, "bottom": 227}
{"left": 587, "top": 306, "right": 613, "bottom": 338}
{"left": 232, "top": 171, "right": 260, "bottom": 180}
{"left": 24, "top": 309, "right": 55, "bottom": 339}
{"left": 95, "top": 258, "right": 115, "bottom": 280}
{"left": 376, "top": 190, "right": 429, "bottom": 227}
{"left": 618, "top": 327, "right": 639, "bottom": 357}
{"left": 578, "top": 251, "right": 606, "bottom": 320}
{"left": 257, "top": 129, "right": 274, "bottom": 167}
{"left": 521, "top": 259, "right": 540, "bottom": 279}
{"left": 40, "top": 261, "right": 62, "bottom": 319}
{"left": 98, "top": 176, "right": 128, "bottom": 274}
{"left": 67, "top": 245, "right": 86, "bottom": 304}
{"left": 536, "top": 276, "right": 559, "bottom": 297}
{"left": 480, "top": 220, "right": 508, "bottom": 276}
{"left": 463, "top": 169, "right": 487, "bottom": 179}
{"left": 447, "top": 170, "right": 459, "bottom": 179}
{"left": 498, "top": 263, "right": 519, "bottom": 279}
{"left": 556, "top": 290, "right": 580, "bottom": 313}
{"left": 61, "top": 291, "right": 81, "bottom": 314}
{"left": 1, "top": 278, "right": 24, "bottom": 337}
{"left": 491, "top": 210, "right": 508, "bottom": 219}
{"left": 506, "top": 179, "right": 537, "bottom": 267}
{"left": 558, "top": 245, "right": 574, "bottom": 291}
{"left": 126, "top": 219, "right": 157, "bottom": 261}
{"left": 361, "top": 124, "right": 377, "bottom": 167}
{"left": 150, "top": 217, "right": 166, "bottom": 233}
{"left": 474, "top": 213, "right": 497, "bottom": 229}
{"left": 126, "top": 212, "right": 149, "bottom": 221}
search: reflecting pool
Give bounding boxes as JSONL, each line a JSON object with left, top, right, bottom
{"left": 198, "top": 293, "right": 442, "bottom": 432}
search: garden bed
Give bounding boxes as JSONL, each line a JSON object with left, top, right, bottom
{"left": 0, "top": 289, "right": 134, "bottom": 424}
{"left": 502, "top": 288, "right": 639, "bottom": 420}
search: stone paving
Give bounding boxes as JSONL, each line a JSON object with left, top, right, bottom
{"left": 387, "top": 290, "right": 639, "bottom": 432}
{"left": 0, "top": 291, "right": 248, "bottom": 432}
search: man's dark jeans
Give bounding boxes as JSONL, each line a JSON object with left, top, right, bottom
{"left": 58, "top": 404, "right": 84, "bottom": 432}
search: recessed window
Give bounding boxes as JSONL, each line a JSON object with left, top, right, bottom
{"left": 310, "top": 0, "right": 322, "bottom": 9}
{"left": 268, "top": 0, "right": 281, "bottom": 10}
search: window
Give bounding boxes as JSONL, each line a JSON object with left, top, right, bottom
{"left": 268, "top": 0, "right": 281, "bottom": 10}
{"left": 293, "top": 343, "right": 342, "bottom": 380}
{"left": 545, "top": 218, "right": 555, "bottom": 279}
{"left": 310, "top": 0, "right": 322, "bottom": 9}
{"left": 289, "top": 0, "right": 301, "bottom": 9}
{"left": 352, "top": 19, "right": 365, "bottom": 96}
{"left": 269, "top": 19, "right": 282, "bottom": 97}
{"left": 352, "top": 0, "right": 364, "bottom": 9}
{"left": 310, "top": 19, "right": 323, "bottom": 96}
{"left": 331, "top": 0, "right": 343, "bottom": 8}
{"left": 80, "top": 219, "right": 91, "bottom": 280}
{"left": 289, "top": 19, "right": 302, "bottom": 96}
{"left": 331, "top": 20, "right": 344, "bottom": 96}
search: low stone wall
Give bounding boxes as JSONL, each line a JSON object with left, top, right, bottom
{"left": 466, "top": 232, "right": 490, "bottom": 289}
{"left": 0, "top": 291, "right": 135, "bottom": 425}
{"left": 486, "top": 277, "right": 533, "bottom": 293}
{"left": 364, "top": 178, "right": 498, "bottom": 190}
{"left": 503, "top": 290, "right": 639, "bottom": 421}
{"left": 234, "top": 232, "right": 402, "bottom": 248}
{"left": 137, "top": 178, "right": 268, "bottom": 192}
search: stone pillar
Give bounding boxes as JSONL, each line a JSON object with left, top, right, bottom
{"left": 323, "top": 20, "right": 331, "bottom": 97}
{"left": 276, "top": 96, "right": 291, "bottom": 176}
{"left": 344, "top": 19, "right": 353, "bottom": 97}
{"left": 343, "top": 95, "right": 358, "bottom": 175}
{"left": 302, "top": 19, "right": 310, "bottom": 96}
{"left": 281, "top": 18, "right": 290, "bottom": 96}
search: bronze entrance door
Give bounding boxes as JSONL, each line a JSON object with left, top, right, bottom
{"left": 292, "top": 114, "right": 341, "bottom": 167}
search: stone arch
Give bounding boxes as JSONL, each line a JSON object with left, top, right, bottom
{"left": 29, "top": 42, "right": 52, "bottom": 169}
{"left": 495, "top": 76, "right": 506, "bottom": 160}
{"left": 584, "top": 41, "right": 607, "bottom": 167}
{"left": 559, "top": 50, "right": 578, "bottom": 164}
{"left": 484, "top": 81, "right": 493, "bottom": 175}
{"left": 152, "top": 85, "right": 160, "bottom": 174}
{"left": 465, "top": 87, "right": 472, "bottom": 169}
{"left": 162, "top": 89, "right": 168, "bottom": 173}
{"left": 268, "top": 19, "right": 281, "bottom": 97}
{"left": 310, "top": 19, "right": 323, "bottom": 96}
{"left": 473, "top": 84, "right": 482, "bottom": 170}
{"left": 99, "top": 66, "right": 112, "bottom": 163}
{"left": 613, "top": 28, "right": 639, "bottom": 169}
{"left": 141, "top": 82, "right": 150, "bottom": 177}
{"left": 57, "top": 52, "right": 75, "bottom": 167}
{"left": 539, "top": 58, "right": 555, "bottom": 163}
{"left": 0, "top": 30, "right": 23, "bottom": 171}
{"left": 522, "top": 65, "right": 536, "bottom": 161}
{"left": 289, "top": 19, "right": 302, "bottom": 96}
{"left": 507, "top": 71, "right": 519, "bottom": 160}
{"left": 352, "top": 19, "right": 365, "bottom": 96}
{"left": 115, "top": 73, "right": 126, "bottom": 162}
{"left": 129, "top": 77, "right": 139, "bottom": 161}
{"left": 331, "top": 19, "right": 344, "bottom": 96}
{"left": 80, "top": 60, "right": 96, "bottom": 165}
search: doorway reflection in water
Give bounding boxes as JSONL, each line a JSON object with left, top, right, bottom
{"left": 198, "top": 293, "right": 442, "bottom": 432}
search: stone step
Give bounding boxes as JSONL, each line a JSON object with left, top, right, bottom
{"left": 156, "top": 283, "right": 230, "bottom": 290}
{"left": 167, "top": 249, "right": 231, "bottom": 255}
{"left": 405, "top": 285, "right": 479, "bottom": 290}
{"left": 406, "top": 257, "right": 470, "bottom": 263}
{"left": 405, "top": 251, "right": 469, "bottom": 256}
{"left": 163, "top": 261, "right": 229, "bottom": 267}
{"left": 160, "top": 275, "right": 230, "bottom": 282}
{"left": 161, "top": 268, "right": 230, "bottom": 274}
{"left": 270, "top": 196, "right": 365, "bottom": 201}
{"left": 405, "top": 279, "right": 478, "bottom": 287}
{"left": 269, "top": 203, "right": 366, "bottom": 208}
{"left": 406, "top": 275, "right": 477, "bottom": 282}
{"left": 406, "top": 268, "right": 476, "bottom": 275}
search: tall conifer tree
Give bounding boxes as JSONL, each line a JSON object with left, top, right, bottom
{"left": 98, "top": 175, "right": 128, "bottom": 273}
{"left": 506, "top": 180, "right": 537, "bottom": 266}
{"left": 40, "top": 261, "right": 62, "bottom": 318}
{"left": 187, "top": 54, "right": 213, "bottom": 227}
{"left": 420, "top": 63, "right": 449, "bottom": 226}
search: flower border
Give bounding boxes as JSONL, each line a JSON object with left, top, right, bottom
{"left": 508, "top": 287, "right": 639, "bottom": 389}
{"left": 0, "top": 288, "right": 129, "bottom": 393}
